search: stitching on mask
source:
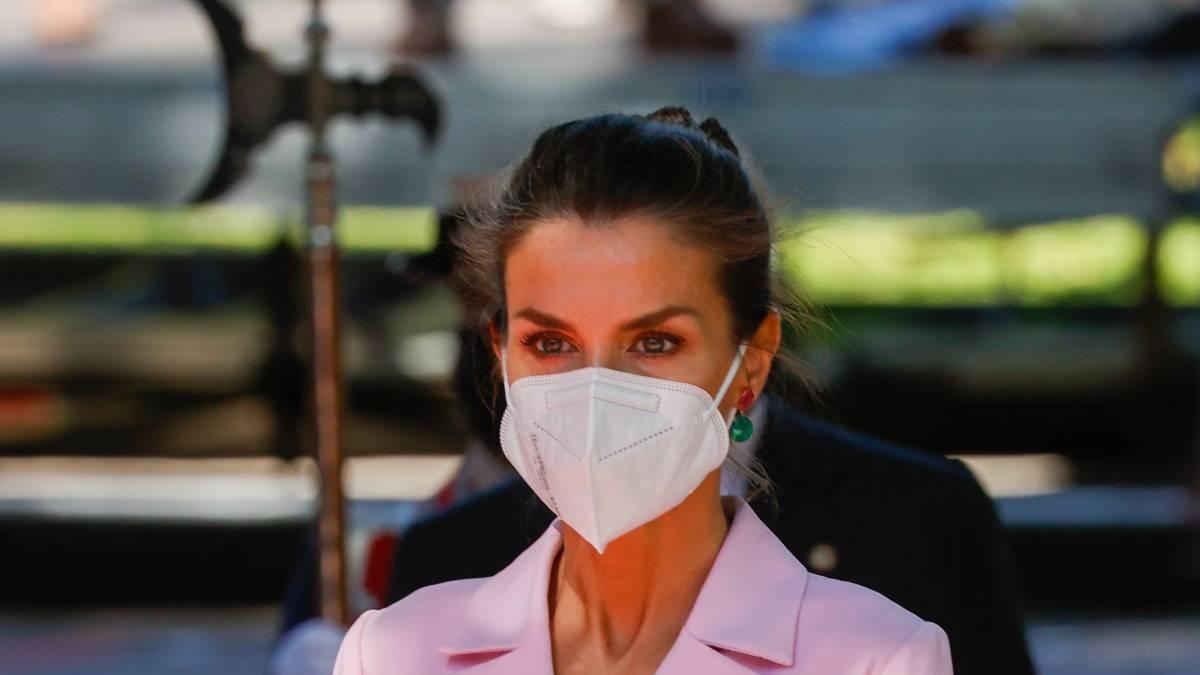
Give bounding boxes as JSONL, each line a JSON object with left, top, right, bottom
{"left": 531, "top": 420, "right": 570, "bottom": 454}
{"left": 529, "top": 433, "right": 559, "bottom": 513}
{"left": 709, "top": 414, "right": 726, "bottom": 441}
{"left": 518, "top": 371, "right": 723, "bottom": 411}
{"left": 598, "top": 425, "right": 675, "bottom": 461}
{"left": 519, "top": 370, "right": 710, "bottom": 399}
{"left": 593, "top": 394, "right": 660, "bottom": 414}
{"left": 598, "top": 372, "right": 713, "bottom": 405}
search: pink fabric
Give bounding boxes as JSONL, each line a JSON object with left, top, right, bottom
{"left": 332, "top": 497, "right": 953, "bottom": 674}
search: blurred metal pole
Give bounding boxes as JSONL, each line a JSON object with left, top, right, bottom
{"left": 192, "top": 0, "right": 440, "bottom": 625}
{"left": 303, "top": 0, "right": 348, "bottom": 627}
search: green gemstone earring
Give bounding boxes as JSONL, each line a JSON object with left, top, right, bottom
{"left": 730, "top": 388, "right": 755, "bottom": 442}
{"left": 730, "top": 411, "right": 754, "bottom": 442}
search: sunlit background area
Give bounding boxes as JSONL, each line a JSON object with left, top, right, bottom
{"left": 3, "top": 1, "right": 1200, "bottom": 674}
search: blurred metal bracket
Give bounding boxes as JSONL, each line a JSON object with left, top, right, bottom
{"left": 190, "top": 0, "right": 441, "bottom": 203}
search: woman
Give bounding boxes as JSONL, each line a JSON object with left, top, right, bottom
{"left": 332, "top": 107, "right": 952, "bottom": 674}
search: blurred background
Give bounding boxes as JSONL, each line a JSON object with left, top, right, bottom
{"left": 2, "top": 0, "right": 1200, "bottom": 673}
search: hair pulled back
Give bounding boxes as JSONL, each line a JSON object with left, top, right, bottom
{"left": 456, "top": 106, "right": 783, "bottom": 344}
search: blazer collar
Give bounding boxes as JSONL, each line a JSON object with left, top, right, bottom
{"left": 683, "top": 497, "right": 808, "bottom": 666}
{"left": 438, "top": 496, "right": 808, "bottom": 670}
{"left": 438, "top": 520, "right": 562, "bottom": 657}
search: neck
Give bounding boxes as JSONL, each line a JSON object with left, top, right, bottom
{"left": 549, "top": 471, "right": 729, "bottom": 662}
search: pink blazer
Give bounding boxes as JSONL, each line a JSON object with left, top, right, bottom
{"left": 332, "top": 497, "right": 952, "bottom": 674}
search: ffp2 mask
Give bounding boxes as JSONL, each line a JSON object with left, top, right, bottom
{"left": 499, "top": 343, "right": 747, "bottom": 553}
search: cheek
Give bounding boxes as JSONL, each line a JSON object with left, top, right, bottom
{"left": 636, "top": 338, "right": 741, "bottom": 408}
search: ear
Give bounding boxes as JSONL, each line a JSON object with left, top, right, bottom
{"left": 744, "top": 310, "right": 782, "bottom": 402}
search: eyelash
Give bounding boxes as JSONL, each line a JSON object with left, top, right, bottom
{"left": 517, "top": 331, "right": 684, "bottom": 358}
{"left": 517, "top": 331, "right": 573, "bottom": 358}
{"left": 633, "top": 332, "right": 684, "bottom": 357}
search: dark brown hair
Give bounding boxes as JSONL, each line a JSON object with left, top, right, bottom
{"left": 454, "top": 106, "right": 816, "bottom": 499}
{"left": 457, "top": 106, "right": 796, "bottom": 338}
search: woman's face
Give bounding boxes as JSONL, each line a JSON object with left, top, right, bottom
{"left": 496, "top": 217, "right": 777, "bottom": 413}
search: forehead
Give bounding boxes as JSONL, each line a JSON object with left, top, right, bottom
{"left": 503, "top": 217, "right": 722, "bottom": 321}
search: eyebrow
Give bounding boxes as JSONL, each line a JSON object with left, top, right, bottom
{"left": 619, "top": 305, "right": 700, "bottom": 331}
{"left": 510, "top": 305, "right": 700, "bottom": 332}
{"left": 511, "top": 307, "right": 574, "bottom": 331}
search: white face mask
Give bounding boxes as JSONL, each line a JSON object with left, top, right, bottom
{"left": 499, "top": 342, "right": 748, "bottom": 553}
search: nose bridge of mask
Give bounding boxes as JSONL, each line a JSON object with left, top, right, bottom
{"left": 511, "top": 372, "right": 656, "bottom": 463}
{"left": 545, "top": 377, "right": 658, "bottom": 411}
{"left": 501, "top": 343, "right": 748, "bottom": 414}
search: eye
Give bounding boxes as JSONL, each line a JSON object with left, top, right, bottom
{"left": 519, "top": 331, "right": 577, "bottom": 356}
{"left": 631, "top": 333, "right": 681, "bottom": 356}
{"left": 539, "top": 337, "right": 568, "bottom": 354}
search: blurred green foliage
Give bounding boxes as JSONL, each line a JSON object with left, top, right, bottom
{"left": 1, "top": 202, "right": 1197, "bottom": 306}
{"left": 1159, "top": 218, "right": 1200, "bottom": 306}
{"left": 0, "top": 202, "right": 437, "bottom": 253}
{"left": 1163, "top": 115, "right": 1200, "bottom": 195}
{"left": 780, "top": 210, "right": 1152, "bottom": 306}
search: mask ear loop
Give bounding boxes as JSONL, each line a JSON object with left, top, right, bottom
{"left": 703, "top": 342, "right": 749, "bottom": 420}
{"left": 499, "top": 347, "right": 514, "bottom": 407}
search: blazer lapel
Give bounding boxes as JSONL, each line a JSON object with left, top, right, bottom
{"left": 449, "top": 625, "right": 758, "bottom": 675}
{"left": 437, "top": 522, "right": 563, "bottom": 674}
{"left": 678, "top": 498, "right": 809, "bottom": 671}
{"left": 444, "top": 633, "right": 555, "bottom": 675}
{"left": 656, "top": 630, "right": 762, "bottom": 675}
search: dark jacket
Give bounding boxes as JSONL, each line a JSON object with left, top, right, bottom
{"left": 386, "top": 394, "right": 1035, "bottom": 675}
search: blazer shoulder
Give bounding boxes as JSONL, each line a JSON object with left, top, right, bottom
{"left": 802, "top": 572, "right": 928, "bottom": 638}
{"left": 795, "top": 574, "right": 951, "bottom": 673}
{"left": 344, "top": 578, "right": 485, "bottom": 672}
{"left": 375, "top": 576, "right": 483, "bottom": 631}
